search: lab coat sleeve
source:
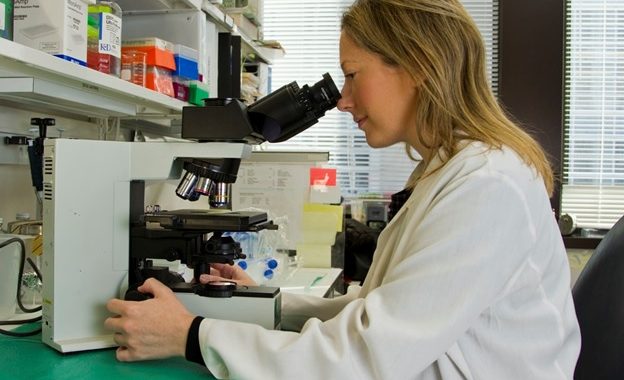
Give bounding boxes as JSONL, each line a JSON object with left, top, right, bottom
{"left": 196, "top": 168, "right": 541, "bottom": 379}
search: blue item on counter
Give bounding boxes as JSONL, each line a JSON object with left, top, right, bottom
{"left": 236, "top": 257, "right": 281, "bottom": 283}
{"left": 263, "top": 268, "right": 274, "bottom": 280}
{"left": 266, "top": 258, "right": 278, "bottom": 270}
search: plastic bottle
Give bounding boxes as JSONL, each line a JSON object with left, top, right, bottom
{"left": 87, "top": 1, "right": 122, "bottom": 77}
{"left": 236, "top": 256, "right": 281, "bottom": 284}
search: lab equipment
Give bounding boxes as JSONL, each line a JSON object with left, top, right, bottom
{"left": 120, "top": 50, "right": 147, "bottom": 86}
{"left": 237, "top": 256, "right": 282, "bottom": 284}
{"left": 87, "top": 1, "right": 122, "bottom": 77}
{"left": 176, "top": 72, "right": 340, "bottom": 206}
{"left": 42, "top": 139, "right": 279, "bottom": 353}
{"left": 41, "top": 73, "right": 340, "bottom": 353}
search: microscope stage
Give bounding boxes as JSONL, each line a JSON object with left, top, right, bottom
{"left": 144, "top": 209, "right": 270, "bottom": 231}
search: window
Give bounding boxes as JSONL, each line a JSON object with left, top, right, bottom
{"left": 562, "top": 0, "right": 624, "bottom": 229}
{"left": 262, "top": 0, "right": 499, "bottom": 197}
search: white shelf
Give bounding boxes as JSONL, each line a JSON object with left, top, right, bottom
{"left": 115, "top": 1, "right": 275, "bottom": 65}
{"left": 115, "top": 0, "right": 202, "bottom": 12}
{"left": 201, "top": 1, "right": 274, "bottom": 64}
{"left": 0, "top": 1, "right": 279, "bottom": 122}
{"left": 0, "top": 38, "right": 187, "bottom": 119}
{"left": 116, "top": 0, "right": 273, "bottom": 64}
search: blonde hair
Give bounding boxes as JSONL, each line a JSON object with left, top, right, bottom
{"left": 341, "top": 0, "right": 555, "bottom": 195}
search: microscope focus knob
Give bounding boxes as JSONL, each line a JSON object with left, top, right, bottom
{"left": 124, "top": 289, "right": 154, "bottom": 301}
{"left": 197, "top": 281, "right": 237, "bottom": 298}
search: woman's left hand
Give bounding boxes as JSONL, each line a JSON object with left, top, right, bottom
{"left": 199, "top": 262, "right": 257, "bottom": 286}
{"left": 104, "top": 278, "right": 195, "bottom": 362}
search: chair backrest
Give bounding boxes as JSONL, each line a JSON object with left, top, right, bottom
{"left": 572, "top": 215, "right": 624, "bottom": 379}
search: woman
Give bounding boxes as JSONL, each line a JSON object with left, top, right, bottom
{"left": 105, "top": 0, "right": 581, "bottom": 378}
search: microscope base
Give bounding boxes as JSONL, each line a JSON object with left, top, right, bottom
{"left": 175, "top": 286, "right": 281, "bottom": 330}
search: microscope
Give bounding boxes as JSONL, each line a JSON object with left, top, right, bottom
{"left": 41, "top": 74, "right": 340, "bottom": 353}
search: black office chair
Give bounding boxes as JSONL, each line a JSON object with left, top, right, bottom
{"left": 572, "top": 215, "right": 624, "bottom": 379}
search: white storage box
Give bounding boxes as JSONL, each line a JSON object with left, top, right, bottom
{"left": 14, "top": 0, "right": 95, "bottom": 66}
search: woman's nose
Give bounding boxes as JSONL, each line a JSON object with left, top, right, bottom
{"left": 337, "top": 98, "right": 348, "bottom": 112}
{"left": 337, "top": 87, "right": 352, "bottom": 112}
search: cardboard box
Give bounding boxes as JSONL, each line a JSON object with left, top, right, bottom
{"left": 14, "top": 0, "right": 95, "bottom": 65}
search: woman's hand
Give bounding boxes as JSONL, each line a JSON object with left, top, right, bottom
{"left": 199, "top": 263, "right": 257, "bottom": 286}
{"left": 104, "top": 278, "right": 195, "bottom": 362}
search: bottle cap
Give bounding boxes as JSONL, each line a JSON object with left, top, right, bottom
{"left": 266, "top": 258, "right": 278, "bottom": 269}
{"left": 237, "top": 260, "right": 248, "bottom": 270}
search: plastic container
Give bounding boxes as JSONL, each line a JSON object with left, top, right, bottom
{"left": 0, "top": 0, "right": 13, "bottom": 41}
{"left": 145, "top": 66, "right": 174, "bottom": 97}
{"left": 172, "top": 76, "right": 190, "bottom": 101}
{"left": 173, "top": 44, "right": 199, "bottom": 80}
{"left": 237, "top": 257, "right": 281, "bottom": 284}
{"left": 122, "top": 37, "right": 176, "bottom": 71}
{"left": 87, "top": 1, "right": 122, "bottom": 77}
{"left": 121, "top": 50, "right": 147, "bottom": 86}
{"left": 189, "top": 81, "right": 210, "bottom": 106}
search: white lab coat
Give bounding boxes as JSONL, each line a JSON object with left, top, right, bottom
{"left": 197, "top": 141, "right": 581, "bottom": 379}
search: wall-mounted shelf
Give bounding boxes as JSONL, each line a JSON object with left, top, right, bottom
{"left": 0, "top": 38, "right": 187, "bottom": 120}
{"left": 200, "top": 2, "right": 273, "bottom": 64}
{"left": 115, "top": 0, "right": 202, "bottom": 12}
{"left": 116, "top": 0, "right": 273, "bottom": 64}
{"left": 0, "top": 1, "right": 280, "bottom": 130}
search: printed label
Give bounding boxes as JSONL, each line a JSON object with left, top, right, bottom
{"left": 310, "top": 167, "right": 337, "bottom": 186}
{"left": 98, "top": 12, "right": 121, "bottom": 58}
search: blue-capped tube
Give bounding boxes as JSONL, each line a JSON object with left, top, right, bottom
{"left": 235, "top": 257, "right": 281, "bottom": 284}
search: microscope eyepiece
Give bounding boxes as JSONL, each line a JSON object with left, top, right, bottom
{"left": 181, "top": 73, "right": 341, "bottom": 144}
{"left": 247, "top": 73, "right": 341, "bottom": 142}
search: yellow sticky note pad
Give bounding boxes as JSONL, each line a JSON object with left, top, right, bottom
{"left": 296, "top": 243, "right": 332, "bottom": 268}
{"left": 302, "top": 203, "right": 343, "bottom": 232}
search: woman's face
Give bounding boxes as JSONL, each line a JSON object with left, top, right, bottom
{"left": 337, "top": 32, "right": 422, "bottom": 151}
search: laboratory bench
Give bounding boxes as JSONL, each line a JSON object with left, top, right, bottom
{"left": 0, "top": 267, "right": 343, "bottom": 379}
{"left": 0, "top": 330, "right": 213, "bottom": 380}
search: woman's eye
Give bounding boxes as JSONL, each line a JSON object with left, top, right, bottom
{"left": 344, "top": 73, "right": 355, "bottom": 79}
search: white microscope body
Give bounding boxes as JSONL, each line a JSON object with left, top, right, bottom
{"left": 41, "top": 139, "right": 279, "bottom": 353}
